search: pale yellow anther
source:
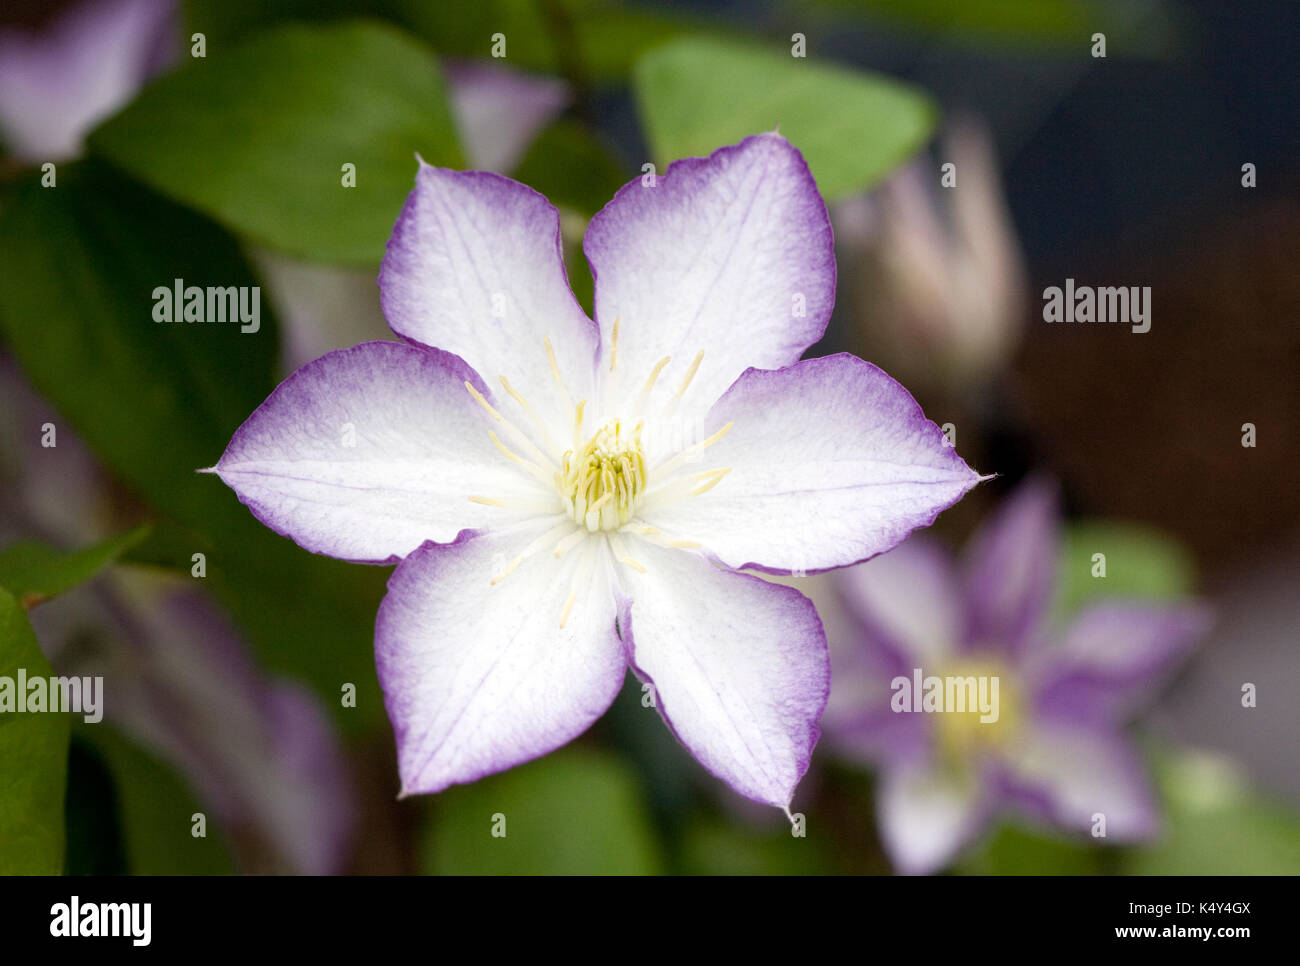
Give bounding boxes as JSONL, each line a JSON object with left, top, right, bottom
{"left": 633, "top": 355, "right": 672, "bottom": 415}
{"left": 498, "top": 375, "right": 530, "bottom": 412}
{"left": 690, "top": 468, "right": 732, "bottom": 496}
{"left": 675, "top": 350, "right": 704, "bottom": 399}
{"left": 560, "top": 418, "right": 648, "bottom": 532}
{"left": 543, "top": 335, "right": 575, "bottom": 411}
{"left": 490, "top": 557, "right": 523, "bottom": 585}
{"left": 553, "top": 528, "right": 588, "bottom": 558}
{"left": 641, "top": 356, "right": 671, "bottom": 394}
{"left": 572, "top": 400, "right": 587, "bottom": 448}
{"left": 472, "top": 341, "right": 736, "bottom": 553}
{"left": 559, "top": 589, "right": 577, "bottom": 628}
{"left": 488, "top": 431, "right": 527, "bottom": 466}
{"left": 700, "top": 421, "right": 734, "bottom": 449}
{"left": 465, "top": 382, "right": 503, "bottom": 421}
{"left": 609, "top": 318, "right": 621, "bottom": 372}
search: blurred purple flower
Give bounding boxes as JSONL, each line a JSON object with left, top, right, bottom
{"left": 824, "top": 479, "right": 1208, "bottom": 874}
{"left": 0, "top": 0, "right": 177, "bottom": 162}
{"left": 444, "top": 59, "right": 568, "bottom": 174}
{"left": 57, "top": 574, "right": 356, "bottom": 875}
{"left": 1, "top": 360, "right": 356, "bottom": 874}
{"left": 834, "top": 119, "right": 1026, "bottom": 395}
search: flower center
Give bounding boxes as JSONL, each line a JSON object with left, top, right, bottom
{"left": 560, "top": 419, "right": 647, "bottom": 532}
{"left": 933, "top": 659, "right": 1020, "bottom": 760}
{"left": 461, "top": 328, "right": 737, "bottom": 626}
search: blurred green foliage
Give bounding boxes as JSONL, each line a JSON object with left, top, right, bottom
{"left": 0, "top": 526, "right": 148, "bottom": 608}
{"left": 810, "top": 0, "right": 1187, "bottom": 56}
{"left": 74, "top": 725, "right": 236, "bottom": 875}
{"left": 636, "top": 38, "right": 936, "bottom": 202}
{"left": 679, "top": 817, "right": 837, "bottom": 875}
{"left": 1122, "top": 751, "right": 1300, "bottom": 876}
{"left": 421, "top": 747, "right": 663, "bottom": 874}
{"left": 0, "top": 588, "right": 70, "bottom": 873}
{"left": 0, "top": 162, "right": 386, "bottom": 729}
{"left": 92, "top": 21, "right": 464, "bottom": 264}
{"left": 1056, "top": 521, "right": 1197, "bottom": 620}
{"left": 184, "top": 0, "right": 726, "bottom": 86}
{"left": 513, "top": 119, "right": 630, "bottom": 216}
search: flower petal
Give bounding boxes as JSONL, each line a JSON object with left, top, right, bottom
{"left": 0, "top": 0, "right": 177, "bottom": 162}
{"left": 878, "top": 764, "right": 989, "bottom": 875}
{"left": 583, "top": 132, "right": 835, "bottom": 422}
{"left": 379, "top": 163, "right": 598, "bottom": 435}
{"left": 962, "top": 476, "right": 1059, "bottom": 655}
{"left": 835, "top": 536, "right": 965, "bottom": 668}
{"left": 639, "top": 354, "right": 980, "bottom": 572}
{"left": 444, "top": 59, "right": 569, "bottom": 173}
{"left": 376, "top": 525, "right": 627, "bottom": 795}
{"left": 1005, "top": 725, "right": 1160, "bottom": 840}
{"left": 1032, "top": 601, "right": 1209, "bottom": 723}
{"left": 215, "top": 341, "right": 551, "bottom": 563}
{"left": 822, "top": 539, "right": 961, "bottom": 767}
{"left": 619, "top": 541, "right": 829, "bottom": 808}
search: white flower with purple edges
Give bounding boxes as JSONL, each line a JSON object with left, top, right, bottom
{"left": 822, "top": 478, "right": 1209, "bottom": 870}
{"left": 210, "top": 133, "right": 980, "bottom": 810}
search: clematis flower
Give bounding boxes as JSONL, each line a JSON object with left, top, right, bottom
{"left": 0, "top": 0, "right": 177, "bottom": 163}
{"left": 822, "top": 478, "right": 1209, "bottom": 872}
{"left": 211, "top": 133, "right": 980, "bottom": 809}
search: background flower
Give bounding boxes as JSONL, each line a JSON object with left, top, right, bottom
{"left": 823, "top": 479, "right": 1209, "bottom": 873}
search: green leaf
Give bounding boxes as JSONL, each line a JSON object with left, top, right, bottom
{"left": 0, "top": 587, "right": 70, "bottom": 874}
{"left": 512, "top": 119, "right": 630, "bottom": 315}
{"left": 679, "top": 817, "right": 836, "bottom": 875}
{"left": 819, "top": 0, "right": 1187, "bottom": 57}
{"left": 635, "top": 37, "right": 936, "bottom": 202}
{"left": 955, "top": 823, "right": 1105, "bottom": 875}
{"left": 1056, "top": 521, "right": 1195, "bottom": 620}
{"left": 1123, "top": 750, "right": 1300, "bottom": 875}
{"left": 394, "top": 0, "right": 726, "bottom": 85}
{"left": 0, "top": 162, "right": 278, "bottom": 529}
{"left": 0, "top": 161, "right": 385, "bottom": 730}
{"left": 75, "top": 724, "right": 235, "bottom": 875}
{"left": 0, "top": 526, "right": 150, "bottom": 609}
{"left": 513, "top": 119, "right": 630, "bottom": 216}
{"left": 91, "top": 20, "right": 463, "bottom": 264}
{"left": 421, "top": 747, "right": 663, "bottom": 874}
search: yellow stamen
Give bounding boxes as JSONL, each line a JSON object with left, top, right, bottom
{"left": 464, "top": 381, "right": 503, "bottom": 422}
{"left": 690, "top": 468, "right": 732, "bottom": 496}
{"left": 552, "top": 528, "right": 588, "bottom": 558}
{"left": 675, "top": 350, "right": 704, "bottom": 399}
{"left": 544, "top": 335, "right": 575, "bottom": 411}
{"left": 633, "top": 355, "right": 671, "bottom": 415}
